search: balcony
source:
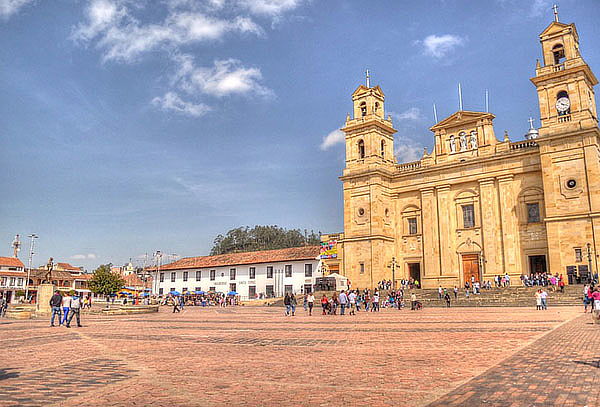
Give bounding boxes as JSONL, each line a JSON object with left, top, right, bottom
{"left": 510, "top": 140, "right": 539, "bottom": 150}
{"left": 558, "top": 115, "right": 571, "bottom": 123}
{"left": 396, "top": 160, "right": 422, "bottom": 172}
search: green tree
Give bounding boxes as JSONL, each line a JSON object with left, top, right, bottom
{"left": 89, "top": 264, "right": 125, "bottom": 298}
{"left": 210, "top": 225, "right": 321, "bottom": 255}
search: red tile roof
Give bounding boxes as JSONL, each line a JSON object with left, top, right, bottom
{"left": 0, "top": 257, "right": 25, "bottom": 268}
{"left": 0, "top": 271, "right": 27, "bottom": 277}
{"left": 56, "top": 262, "right": 82, "bottom": 271}
{"left": 149, "top": 246, "right": 320, "bottom": 271}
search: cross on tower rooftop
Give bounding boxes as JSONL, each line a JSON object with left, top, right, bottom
{"left": 552, "top": 4, "right": 559, "bottom": 22}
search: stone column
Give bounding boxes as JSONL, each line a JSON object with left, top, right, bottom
{"left": 36, "top": 283, "right": 55, "bottom": 315}
{"left": 420, "top": 188, "right": 440, "bottom": 281}
{"left": 436, "top": 185, "right": 453, "bottom": 275}
{"left": 498, "top": 175, "right": 521, "bottom": 275}
{"left": 479, "top": 178, "right": 504, "bottom": 276}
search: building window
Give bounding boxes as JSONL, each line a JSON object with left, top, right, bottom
{"left": 462, "top": 204, "right": 475, "bottom": 228}
{"left": 266, "top": 285, "right": 274, "bottom": 297}
{"left": 159, "top": 288, "right": 164, "bottom": 295}
{"left": 358, "top": 140, "right": 365, "bottom": 159}
{"left": 267, "top": 266, "right": 273, "bottom": 278}
{"left": 182, "top": 287, "right": 188, "bottom": 293}
{"left": 381, "top": 140, "right": 385, "bottom": 158}
{"left": 170, "top": 288, "right": 175, "bottom": 293}
{"left": 360, "top": 101, "right": 367, "bottom": 116}
{"left": 553, "top": 43, "right": 565, "bottom": 65}
{"left": 195, "top": 271, "right": 201, "bottom": 281}
{"left": 527, "top": 203, "right": 541, "bottom": 223}
{"left": 304, "top": 264, "right": 313, "bottom": 277}
{"left": 195, "top": 287, "right": 201, "bottom": 292}
{"left": 230, "top": 268, "right": 236, "bottom": 280}
{"left": 183, "top": 271, "right": 188, "bottom": 282}
{"left": 210, "top": 270, "right": 216, "bottom": 281}
{"left": 229, "top": 283, "right": 237, "bottom": 292}
{"left": 17, "top": 278, "right": 23, "bottom": 286}
{"left": 170, "top": 272, "right": 176, "bottom": 282}
{"left": 249, "top": 267, "right": 256, "bottom": 279}
{"left": 284, "top": 285, "right": 293, "bottom": 294}
{"left": 360, "top": 263, "right": 365, "bottom": 274}
{"left": 248, "top": 285, "right": 256, "bottom": 298}
{"left": 159, "top": 273, "right": 164, "bottom": 282}
{"left": 285, "top": 265, "right": 292, "bottom": 278}
{"left": 209, "top": 286, "right": 216, "bottom": 292}
{"left": 575, "top": 248, "right": 583, "bottom": 262}
{"left": 408, "top": 218, "right": 418, "bottom": 235}
{"left": 0, "top": 277, "right": 6, "bottom": 286}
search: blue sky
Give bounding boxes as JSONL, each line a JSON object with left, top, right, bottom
{"left": 1, "top": 0, "right": 599, "bottom": 270}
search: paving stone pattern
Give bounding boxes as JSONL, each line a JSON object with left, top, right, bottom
{"left": 0, "top": 306, "right": 596, "bottom": 406}
{"left": 428, "top": 314, "right": 600, "bottom": 407}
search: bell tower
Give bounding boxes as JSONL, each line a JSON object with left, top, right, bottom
{"left": 342, "top": 71, "right": 396, "bottom": 170}
{"left": 530, "top": 10, "right": 600, "bottom": 283}
{"left": 531, "top": 15, "right": 598, "bottom": 136}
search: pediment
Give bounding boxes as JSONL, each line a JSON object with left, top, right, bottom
{"left": 430, "top": 111, "right": 494, "bottom": 132}
{"left": 352, "top": 85, "right": 385, "bottom": 98}
{"left": 539, "top": 22, "right": 577, "bottom": 38}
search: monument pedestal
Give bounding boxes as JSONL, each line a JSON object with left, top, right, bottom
{"left": 36, "top": 283, "right": 55, "bottom": 315}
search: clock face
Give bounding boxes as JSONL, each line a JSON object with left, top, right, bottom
{"left": 556, "top": 97, "right": 570, "bottom": 112}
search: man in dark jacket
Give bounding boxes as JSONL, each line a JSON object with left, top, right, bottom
{"left": 49, "top": 290, "right": 62, "bottom": 327}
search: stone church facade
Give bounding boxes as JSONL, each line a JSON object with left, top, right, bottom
{"left": 339, "top": 18, "right": 599, "bottom": 289}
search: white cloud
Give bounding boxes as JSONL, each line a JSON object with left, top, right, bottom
{"left": 419, "top": 34, "right": 465, "bottom": 59}
{"left": 152, "top": 91, "right": 211, "bottom": 117}
{"left": 395, "top": 143, "right": 422, "bottom": 163}
{"left": 390, "top": 107, "right": 424, "bottom": 122}
{"left": 173, "top": 54, "right": 272, "bottom": 98}
{"left": 529, "top": 0, "right": 551, "bottom": 18}
{"left": 0, "top": 0, "right": 34, "bottom": 19}
{"left": 238, "top": 0, "right": 304, "bottom": 16}
{"left": 70, "top": 253, "right": 97, "bottom": 260}
{"left": 72, "top": 0, "right": 263, "bottom": 63}
{"left": 320, "top": 129, "right": 344, "bottom": 151}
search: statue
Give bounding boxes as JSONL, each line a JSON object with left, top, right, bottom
{"left": 459, "top": 133, "right": 467, "bottom": 151}
{"left": 449, "top": 136, "right": 456, "bottom": 153}
{"left": 470, "top": 131, "right": 478, "bottom": 149}
{"left": 12, "top": 234, "right": 20, "bottom": 258}
{"left": 44, "top": 257, "right": 54, "bottom": 283}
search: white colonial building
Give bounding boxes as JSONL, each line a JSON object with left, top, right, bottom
{"left": 151, "top": 246, "right": 322, "bottom": 299}
{"left": 0, "top": 256, "right": 26, "bottom": 304}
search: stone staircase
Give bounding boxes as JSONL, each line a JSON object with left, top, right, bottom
{"left": 389, "top": 285, "right": 584, "bottom": 307}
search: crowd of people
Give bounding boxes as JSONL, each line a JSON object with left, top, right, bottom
{"left": 521, "top": 273, "right": 567, "bottom": 291}
{"left": 583, "top": 284, "right": 600, "bottom": 312}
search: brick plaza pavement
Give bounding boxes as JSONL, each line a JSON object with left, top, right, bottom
{"left": 0, "top": 305, "right": 596, "bottom": 406}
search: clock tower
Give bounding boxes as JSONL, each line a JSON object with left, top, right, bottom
{"left": 530, "top": 13, "right": 600, "bottom": 282}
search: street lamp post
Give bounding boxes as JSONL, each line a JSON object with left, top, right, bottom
{"left": 586, "top": 243, "right": 593, "bottom": 284}
{"left": 24, "top": 234, "right": 38, "bottom": 300}
{"left": 391, "top": 257, "right": 397, "bottom": 290}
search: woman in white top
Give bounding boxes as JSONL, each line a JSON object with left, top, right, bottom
{"left": 61, "top": 294, "right": 72, "bottom": 326}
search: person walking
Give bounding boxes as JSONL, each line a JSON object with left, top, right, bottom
{"left": 61, "top": 292, "right": 72, "bottom": 326}
{"left": 284, "top": 293, "right": 291, "bottom": 316}
{"left": 330, "top": 292, "right": 338, "bottom": 315}
{"left": 338, "top": 290, "right": 348, "bottom": 315}
{"left": 535, "top": 289, "right": 542, "bottom": 310}
{"left": 65, "top": 293, "right": 82, "bottom": 328}
{"left": 303, "top": 294, "right": 308, "bottom": 312}
{"left": 410, "top": 292, "right": 417, "bottom": 310}
{"left": 172, "top": 296, "right": 181, "bottom": 313}
{"left": 348, "top": 290, "right": 357, "bottom": 315}
{"left": 307, "top": 292, "right": 315, "bottom": 316}
{"left": 592, "top": 287, "right": 600, "bottom": 311}
{"left": 49, "top": 290, "right": 62, "bottom": 327}
{"left": 372, "top": 291, "right": 380, "bottom": 312}
{"left": 289, "top": 293, "right": 297, "bottom": 316}
{"left": 453, "top": 286, "right": 458, "bottom": 300}
{"left": 0, "top": 294, "right": 7, "bottom": 317}
{"left": 444, "top": 291, "right": 451, "bottom": 308}
{"left": 321, "top": 294, "right": 328, "bottom": 315}
{"left": 540, "top": 289, "right": 548, "bottom": 310}
{"left": 437, "top": 286, "right": 443, "bottom": 300}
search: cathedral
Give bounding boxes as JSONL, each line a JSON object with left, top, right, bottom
{"left": 339, "top": 15, "right": 599, "bottom": 289}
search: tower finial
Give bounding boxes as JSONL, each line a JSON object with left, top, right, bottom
{"left": 365, "top": 69, "right": 371, "bottom": 88}
{"left": 433, "top": 103, "right": 438, "bottom": 123}
{"left": 552, "top": 4, "right": 559, "bottom": 22}
{"left": 458, "top": 83, "right": 463, "bottom": 111}
{"left": 528, "top": 117, "right": 535, "bottom": 129}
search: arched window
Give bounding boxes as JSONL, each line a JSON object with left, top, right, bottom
{"left": 360, "top": 102, "right": 367, "bottom": 117}
{"left": 374, "top": 102, "right": 380, "bottom": 115}
{"left": 556, "top": 90, "right": 570, "bottom": 116}
{"left": 381, "top": 140, "right": 385, "bottom": 158}
{"left": 358, "top": 140, "right": 365, "bottom": 159}
{"left": 552, "top": 43, "right": 565, "bottom": 65}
